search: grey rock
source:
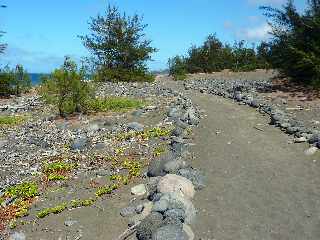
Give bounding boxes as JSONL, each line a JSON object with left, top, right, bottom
{"left": 159, "top": 193, "right": 196, "bottom": 224}
{"left": 183, "top": 224, "right": 195, "bottom": 240}
{"left": 174, "top": 119, "right": 189, "bottom": 129}
{"left": 304, "top": 146, "right": 318, "bottom": 156}
{"left": 132, "top": 110, "right": 144, "bottom": 117}
{"left": 152, "top": 224, "right": 187, "bottom": 240}
{"left": 135, "top": 204, "right": 145, "bottom": 214}
{"left": 71, "top": 137, "right": 88, "bottom": 150}
{"left": 64, "top": 220, "right": 78, "bottom": 227}
{"left": 177, "top": 168, "right": 206, "bottom": 190}
{"left": 172, "top": 127, "right": 185, "bottom": 137}
{"left": 148, "top": 153, "right": 175, "bottom": 177}
{"left": 93, "top": 143, "right": 106, "bottom": 150}
{"left": 309, "top": 133, "right": 320, "bottom": 144}
{"left": 286, "top": 126, "right": 300, "bottom": 135}
{"left": 294, "top": 137, "right": 307, "bottom": 143}
{"left": 95, "top": 169, "right": 111, "bottom": 177}
{"left": 164, "top": 209, "right": 186, "bottom": 222}
{"left": 128, "top": 122, "right": 144, "bottom": 132}
{"left": 163, "top": 216, "right": 183, "bottom": 228}
{"left": 120, "top": 206, "right": 136, "bottom": 217}
{"left": 164, "top": 159, "right": 187, "bottom": 173}
{"left": 168, "top": 108, "right": 181, "bottom": 118}
{"left": 9, "top": 232, "right": 26, "bottom": 240}
{"left": 136, "top": 212, "right": 164, "bottom": 240}
{"left": 131, "top": 184, "right": 147, "bottom": 196}
{"left": 147, "top": 177, "right": 161, "bottom": 197}
{"left": 152, "top": 199, "right": 169, "bottom": 213}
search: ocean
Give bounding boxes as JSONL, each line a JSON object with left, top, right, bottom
{"left": 30, "top": 73, "right": 45, "bottom": 86}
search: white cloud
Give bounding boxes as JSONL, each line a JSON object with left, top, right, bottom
{"left": 237, "top": 23, "right": 272, "bottom": 40}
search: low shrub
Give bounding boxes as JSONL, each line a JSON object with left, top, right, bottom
{"left": 87, "top": 97, "right": 144, "bottom": 112}
{"left": 39, "top": 56, "right": 95, "bottom": 117}
{"left": 0, "top": 115, "right": 25, "bottom": 126}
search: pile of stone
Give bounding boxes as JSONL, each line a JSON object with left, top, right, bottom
{"left": 184, "top": 79, "right": 320, "bottom": 150}
{"left": 120, "top": 94, "right": 205, "bottom": 240}
{"left": 0, "top": 96, "right": 42, "bottom": 113}
{"left": 96, "top": 81, "right": 179, "bottom": 98}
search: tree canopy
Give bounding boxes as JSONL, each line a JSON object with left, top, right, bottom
{"left": 80, "top": 5, "right": 156, "bottom": 82}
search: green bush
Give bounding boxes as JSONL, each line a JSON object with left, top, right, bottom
{"left": 261, "top": 0, "right": 320, "bottom": 86}
{"left": 0, "top": 115, "right": 25, "bottom": 126}
{"left": 39, "top": 57, "right": 95, "bottom": 117}
{"left": 87, "top": 97, "right": 144, "bottom": 112}
{"left": 168, "top": 56, "right": 188, "bottom": 80}
{"left": 168, "top": 34, "right": 270, "bottom": 76}
{"left": 0, "top": 65, "right": 31, "bottom": 96}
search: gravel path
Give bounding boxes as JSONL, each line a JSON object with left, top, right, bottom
{"left": 167, "top": 80, "right": 320, "bottom": 240}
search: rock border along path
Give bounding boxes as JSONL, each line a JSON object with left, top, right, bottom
{"left": 184, "top": 78, "right": 320, "bottom": 152}
{"left": 119, "top": 90, "right": 205, "bottom": 240}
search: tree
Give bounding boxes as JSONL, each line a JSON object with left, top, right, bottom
{"left": 12, "top": 64, "right": 31, "bottom": 95}
{"left": 256, "top": 41, "right": 271, "bottom": 69}
{"left": 80, "top": 5, "right": 157, "bottom": 82}
{"left": 0, "top": 66, "right": 14, "bottom": 96}
{"left": 168, "top": 55, "right": 187, "bottom": 80}
{"left": 231, "top": 41, "right": 258, "bottom": 72}
{"left": 40, "top": 57, "right": 94, "bottom": 116}
{"left": 261, "top": 0, "right": 320, "bottom": 86}
{"left": 0, "top": 65, "right": 31, "bottom": 96}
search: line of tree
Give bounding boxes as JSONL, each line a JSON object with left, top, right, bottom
{"left": 168, "top": 35, "right": 270, "bottom": 80}
{"left": 261, "top": 0, "right": 320, "bottom": 87}
{"left": 169, "top": 0, "right": 320, "bottom": 87}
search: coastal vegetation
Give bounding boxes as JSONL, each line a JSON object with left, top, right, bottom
{"left": 169, "top": 0, "right": 320, "bottom": 87}
{"left": 80, "top": 4, "right": 156, "bottom": 82}
{"left": 261, "top": 0, "right": 320, "bottom": 87}
{"left": 0, "top": 65, "right": 31, "bottom": 96}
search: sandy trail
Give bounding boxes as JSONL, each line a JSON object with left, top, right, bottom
{"left": 166, "top": 79, "right": 320, "bottom": 240}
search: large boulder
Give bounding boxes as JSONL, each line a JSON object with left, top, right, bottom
{"left": 157, "top": 174, "right": 195, "bottom": 199}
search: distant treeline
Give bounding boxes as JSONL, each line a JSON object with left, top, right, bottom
{"left": 168, "top": 36, "right": 269, "bottom": 80}
{"left": 169, "top": 0, "right": 320, "bottom": 87}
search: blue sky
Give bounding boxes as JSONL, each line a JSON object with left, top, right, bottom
{"left": 0, "top": 0, "right": 306, "bottom": 73}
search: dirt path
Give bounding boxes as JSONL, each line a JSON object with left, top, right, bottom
{"left": 165, "top": 80, "right": 320, "bottom": 240}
